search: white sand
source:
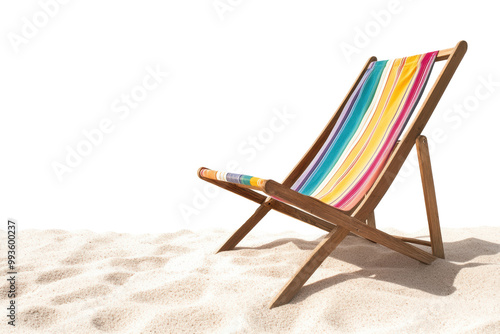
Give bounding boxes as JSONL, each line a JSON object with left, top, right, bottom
{"left": 4, "top": 227, "right": 499, "bottom": 333}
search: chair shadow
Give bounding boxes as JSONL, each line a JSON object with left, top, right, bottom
{"left": 235, "top": 234, "right": 499, "bottom": 304}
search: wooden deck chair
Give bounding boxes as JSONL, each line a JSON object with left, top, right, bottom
{"left": 197, "top": 41, "right": 467, "bottom": 308}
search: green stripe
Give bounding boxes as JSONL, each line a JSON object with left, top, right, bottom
{"left": 300, "top": 60, "right": 387, "bottom": 195}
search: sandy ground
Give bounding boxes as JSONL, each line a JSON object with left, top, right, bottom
{"left": 2, "top": 227, "right": 499, "bottom": 333}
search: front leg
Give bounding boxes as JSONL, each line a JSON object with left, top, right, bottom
{"left": 269, "top": 226, "right": 350, "bottom": 308}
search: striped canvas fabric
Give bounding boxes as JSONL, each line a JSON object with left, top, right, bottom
{"left": 199, "top": 51, "right": 438, "bottom": 211}
{"left": 292, "top": 51, "right": 438, "bottom": 210}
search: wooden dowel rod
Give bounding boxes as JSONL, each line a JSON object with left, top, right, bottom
{"left": 392, "top": 235, "right": 432, "bottom": 247}
{"left": 436, "top": 47, "right": 454, "bottom": 61}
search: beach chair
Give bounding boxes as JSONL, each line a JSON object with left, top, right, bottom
{"left": 198, "top": 41, "right": 467, "bottom": 308}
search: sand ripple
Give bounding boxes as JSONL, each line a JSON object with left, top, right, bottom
{"left": 12, "top": 228, "right": 500, "bottom": 333}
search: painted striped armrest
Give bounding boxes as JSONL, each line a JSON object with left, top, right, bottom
{"left": 198, "top": 168, "right": 267, "bottom": 191}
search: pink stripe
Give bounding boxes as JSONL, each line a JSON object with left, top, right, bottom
{"left": 318, "top": 57, "right": 408, "bottom": 202}
{"left": 334, "top": 52, "right": 437, "bottom": 209}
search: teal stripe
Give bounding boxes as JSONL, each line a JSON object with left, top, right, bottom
{"left": 300, "top": 60, "right": 388, "bottom": 195}
{"left": 239, "top": 175, "right": 253, "bottom": 186}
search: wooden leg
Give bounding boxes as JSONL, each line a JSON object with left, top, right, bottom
{"left": 366, "top": 211, "right": 376, "bottom": 228}
{"left": 217, "top": 199, "right": 272, "bottom": 253}
{"left": 269, "top": 227, "right": 350, "bottom": 308}
{"left": 364, "top": 211, "right": 377, "bottom": 243}
{"left": 416, "top": 136, "right": 445, "bottom": 259}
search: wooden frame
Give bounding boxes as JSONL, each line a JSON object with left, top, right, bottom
{"left": 198, "top": 41, "right": 467, "bottom": 308}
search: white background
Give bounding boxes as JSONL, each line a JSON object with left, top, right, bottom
{"left": 1, "top": 0, "right": 499, "bottom": 235}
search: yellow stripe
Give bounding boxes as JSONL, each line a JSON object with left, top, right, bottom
{"left": 313, "top": 58, "right": 402, "bottom": 200}
{"left": 319, "top": 56, "right": 421, "bottom": 205}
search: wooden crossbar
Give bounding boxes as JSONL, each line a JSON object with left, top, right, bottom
{"left": 392, "top": 235, "right": 432, "bottom": 247}
{"left": 436, "top": 47, "right": 454, "bottom": 61}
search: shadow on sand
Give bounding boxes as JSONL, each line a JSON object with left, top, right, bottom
{"left": 235, "top": 232, "right": 499, "bottom": 303}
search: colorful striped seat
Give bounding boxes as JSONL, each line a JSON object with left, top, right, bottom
{"left": 201, "top": 51, "right": 438, "bottom": 211}
{"left": 292, "top": 51, "right": 438, "bottom": 210}
{"left": 199, "top": 42, "right": 468, "bottom": 308}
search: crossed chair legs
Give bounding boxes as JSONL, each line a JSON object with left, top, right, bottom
{"left": 202, "top": 135, "right": 444, "bottom": 308}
